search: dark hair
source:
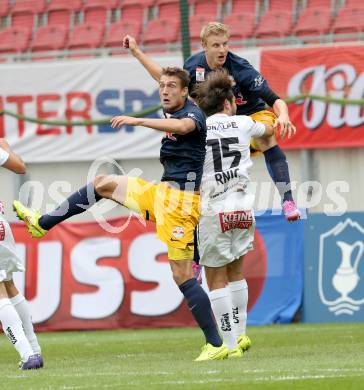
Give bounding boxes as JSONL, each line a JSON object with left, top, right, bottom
{"left": 161, "top": 67, "right": 190, "bottom": 89}
{"left": 195, "top": 69, "right": 234, "bottom": 116}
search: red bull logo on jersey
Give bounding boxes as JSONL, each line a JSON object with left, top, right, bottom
{"left": 219, "top": 210, "right": 253, "bottom": 232}
{"left": 0, "top": 222, "right": 5, "bottom": 241}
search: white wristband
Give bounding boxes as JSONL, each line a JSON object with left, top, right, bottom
{"left": 0, "top": 147, "right": 10, "bottom": 166}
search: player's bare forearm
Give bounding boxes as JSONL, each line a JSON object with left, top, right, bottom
{"left": 110, "top": 116, "right": 195, "bottom": 135}
{"left": 0, "top": 139, "right": 26, "bottom": 174}
{"left": 123, "top": 34, "right": 163, "bottom": 81}
{"left": 132, "top": 49, "right": 163, "bottom": 82}
{"left": 272, "top": 99, "right": 289, "bottom": 118}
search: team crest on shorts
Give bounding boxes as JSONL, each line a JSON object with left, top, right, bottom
{"left": 172, "top": 226, "right": 185, "bottom": 239}
{"left": 219, "top": 210, "right": 253, "bottom": 233}
{"left": 0, "top": 222, "right": 5, "bottom": 241}
{"left": 196, "top": 67, "right": 205, "bottom": 82}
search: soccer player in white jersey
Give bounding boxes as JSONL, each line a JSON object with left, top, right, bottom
{"left": 0, "top": 139, "right": 43, "bottom": 370}
{"left": 194, "top": 70, "right": 275, "bottom": 357}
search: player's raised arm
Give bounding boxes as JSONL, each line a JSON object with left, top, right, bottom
{"left": 0, "top": 138, "right": 26, "bottom": 174}
{"left": 110, "top": 116, "right": 196, "bottom": 135}
{"left": 122, "top": 34, "right": 163, "bottom": 82}
{"left": 246, "top": 70, "right": 296, "bottom": 139}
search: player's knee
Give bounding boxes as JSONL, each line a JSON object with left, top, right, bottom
{"left": 256, "top": 133, "right": 277, "bottom": 151}
{"left": 173, "top": 273, "right": 189, "bottom": 286}
{"left": 227, "top": 265, "right": 243, "bottom": 282}
{"left": 171, "top": 265, "right": 192, "bottom": 286}
{"left": 94, "top": 174, "right": 114, "bottom": 198}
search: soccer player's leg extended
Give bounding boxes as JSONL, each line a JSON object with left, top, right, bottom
{"left": 250, "top": 110, "right": 300, "bottom": 222}
{"left": 13, "top": 175, "right": 130, "bottom": 238}
{"left": 169, "top": 253, "right": 228, "bottom": 361}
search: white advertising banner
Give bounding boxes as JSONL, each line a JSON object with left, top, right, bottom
{"left": 0, "top": 50, "right": 260, "bottom": 162}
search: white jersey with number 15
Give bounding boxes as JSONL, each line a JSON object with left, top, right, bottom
{"left": 200, "top": 113, "right": 265, "bottom": 203}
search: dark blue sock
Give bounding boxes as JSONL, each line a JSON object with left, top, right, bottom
{"left": 179, "top": 278, "right": 222, "bottom": 347}
{"left": 39, "top": 183, "right": 102, "bottom": 230}
{"left": 263, "top": 145, "right": 293, "bottom": 203}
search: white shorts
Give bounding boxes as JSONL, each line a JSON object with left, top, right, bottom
{"left": 197, "top": 209, "right": 255, "bottom": 268}
{"left": 0, "top": 210, "right": 24, "bottom": 282}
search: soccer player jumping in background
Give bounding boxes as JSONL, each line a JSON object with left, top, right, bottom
{"left": 123, "top": 21, "right": 300, "bottom": 221}
{"left": 13, "top": 67, "right": 229, "bottom": 361}
{"left": 0, "top": 139, "right": 43, "bottom": 370}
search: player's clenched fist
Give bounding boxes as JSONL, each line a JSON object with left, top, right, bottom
{"left": 110, "top": 116, "right": 140, "bottom": 128}
{"left": 122, "top": 34, "right": 138, "bottom": 52}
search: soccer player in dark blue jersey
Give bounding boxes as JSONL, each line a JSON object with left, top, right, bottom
{"left": 13, "top": 67, "right": 229, "bottom": 361}
{"left": 123, "top": 25, "right": 300, "bottom": 222}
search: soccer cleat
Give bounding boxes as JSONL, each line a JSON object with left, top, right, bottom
{"left": 238, "top": 334, "right": 252, "bottom": 352}
{"left": 282, "top": 200, "right": 301, "bottom": 222}
{"left": 13, "top": 201, "right": 48, "bottom": 238}
{"left": 19, "top": 354, "right": 43, "bottom": 370}
{"left": 194, "top": 343, "right": 229, "bottom": 361}
{"left": 35, "top": 354, "right": 44, "bottom": 368}
{"left": 228, "top": 346, "right": 244, "bottom": 358}
{"left": 192, "top": 262, "right": 202, "bottom": 284}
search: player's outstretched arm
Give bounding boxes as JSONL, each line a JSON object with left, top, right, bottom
{"left": 272, "top": 99, "right": 296, "bottom": 139}
{"left": 123, "top": 35, "right": 163, "bottom": 82}
{"left": 0, "top": 138, "right": 26, "bottom": 174}
{"left": 110, "top": 116, "right": 196, "bottom": 135}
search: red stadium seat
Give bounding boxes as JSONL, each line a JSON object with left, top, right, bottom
{"left": 143, "top": 18, "right": 180, "bottom": 46}
{"left": 119, "top": 0, "right": 154, "bottom": 25}
{"left": 222, "top": 12, "right": 255, "bottom": 40}
{"left": 0, "top": 26, "right": 31, "bottom": 54}
{"left": 189, "top": 0, "right": 220, "bottom": 18}
{"left": 31, "top": 24, "right": 68, "bottom": 52}
{"left": 293, "top": 7, "right": 332, "bottom": 39}
{"left": 266, "top": 0, "right": 295, "bottom": 12}
{"left": 105, "top": 20, "right": 142, "bottom": 48}
{"left": 231, "top": 0, "right": 257, "bottom": 15}
{"left": 255, "top": 10, "right": 293, "bottom": 40}
{"left": 0, "top": 1, "right": 10, "bottom": 18}
{"left": 332, "top": 5, "right": 364, "bottom": 38}
{"left": 11, "top": 0, "right": 46, "bottom": 29}
{"left": 189, "top": 15, "right": 213, "bottom": 44}
{"left": 13, "top": 0, "right": 46, "bottom": 13}
{"left": 68, "top": 23, "right": 105, "bottom": 50}
{"left": 345, "top": 0, "right": 364, "bottom": 6}
{"left": 47, "top": 0, "right": 83, "bottom": 27}
{"left": 83, "top": 0, "right": 119, "bottom": 24}
{"left": 305, "top": 0, "right": 332, "bottom": 7}
{"left": 157, "top": 0, "right": 179, "bottom": 19}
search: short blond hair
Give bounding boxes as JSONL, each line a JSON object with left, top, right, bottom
{"left": 200, "top": 22, "right": 230, "bottom": 44}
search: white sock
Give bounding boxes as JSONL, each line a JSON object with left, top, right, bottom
{"left": 10, "top": 293, "right": 41, "bottom": 355}
{"left": 0, "top": 298, "right": 33, "bottom": 361}
{"left": 229, "top": 279, "right": 248, "bottom": 339}
{"left": 209, "top": 287, "right": 238, "bottom": 350}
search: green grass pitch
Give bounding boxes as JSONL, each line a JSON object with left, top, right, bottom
{"left": 1, "top": 323, "right": 364, "bottom": 390}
